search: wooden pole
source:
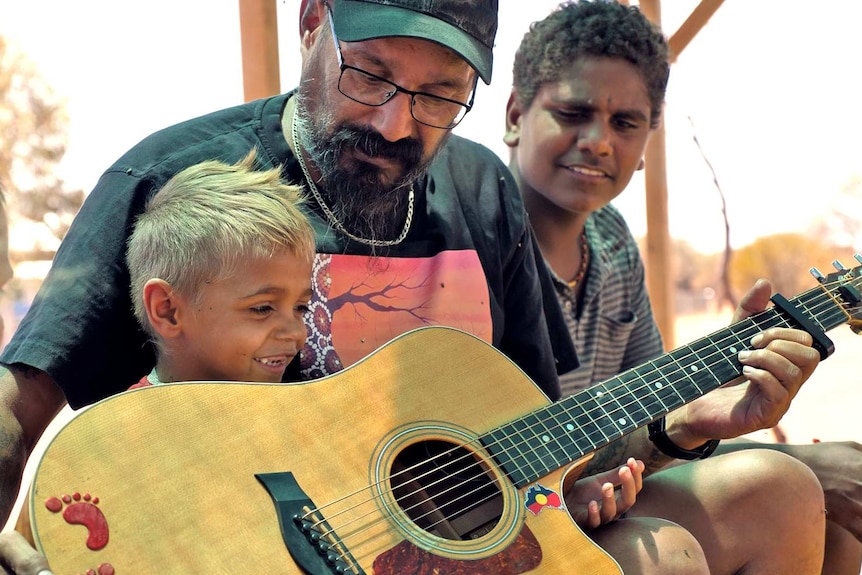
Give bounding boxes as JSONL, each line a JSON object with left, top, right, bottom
{"left": 636, "top": 0, "right": 676, "bottom": 349}
{"left": 238, "top": 0, "right": 281, "bottom": 102}
{"left": 643, "top": 121, "right": 675, "bottom": 348}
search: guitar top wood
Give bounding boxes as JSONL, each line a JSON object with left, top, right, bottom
{"left": 27, "top": 326, "right": 620, "bottom": 575}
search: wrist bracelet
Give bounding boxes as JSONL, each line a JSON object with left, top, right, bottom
{"left": 647, "top": 417, "right": 720, "bottom": 460}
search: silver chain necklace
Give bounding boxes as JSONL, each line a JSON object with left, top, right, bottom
{"left": 290, "top": 104, "right": 414, "bottom": 247}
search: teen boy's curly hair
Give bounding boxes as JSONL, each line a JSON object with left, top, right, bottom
{"left": 513, "top": 0, "right": 670, "bottom": 128}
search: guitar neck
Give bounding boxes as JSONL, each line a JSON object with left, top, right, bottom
{"left": 483, "top": 279, "right": 852, "bottom": 488}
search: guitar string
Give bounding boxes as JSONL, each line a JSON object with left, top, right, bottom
{"left": 323, "top": 292, "right": 836, "bottom": 547}
{"left": 352, "top": 294, "right": 856, "bottom": 560}
{"left": 386, "top": 270, "right": 853, "bottom": 536}
{"left": 317, "top": 286, "right": 860, "bottom": 564}
{"left": 296, "top": 272, "right": 862, "bottom": 565}
{"left": 304, "top": 278, "right": 859, "bottom": 549}
{"left": 471, "top": 284, "right": 854, "bottom": 480}
{"left": 316, "top": 297, "right": 860, "bottom": 565}
{"left": 336, "top": 286, "right": 862, "bottom": 555}
{"left": 302, "top": 277, "right": 860, "bottom": 551}
{"left": 819, "top": 277, "right": 862, "bottom": 330}
{"left": 308, "top": 284, "right": 856, "bottom": 552}
{"left": 347, "top": 278, "right": 853, "bottom": 511}
{"left": 313, "top": 297, "right": 786, "bottom": 561}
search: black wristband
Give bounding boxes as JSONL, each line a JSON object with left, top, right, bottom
{"left": 647, "top": 417, "right": 720, "bottom": 460}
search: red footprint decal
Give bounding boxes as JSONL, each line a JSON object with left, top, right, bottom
{"left": 45, "top": 492, "right": 109, "bottom": 550}
{"left": 45, "top": 493, "right": 115, "bottom": 574}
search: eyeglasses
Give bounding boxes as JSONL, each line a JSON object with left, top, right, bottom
{"left": 326, "top": 8, "right": 476, "bottom": 130}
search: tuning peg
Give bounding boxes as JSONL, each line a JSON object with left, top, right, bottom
{"left": 810, "top": 267, "right": 826, "bottom": 283}
{"left": 833, "top": 260, "right": 848, "bottom": 272}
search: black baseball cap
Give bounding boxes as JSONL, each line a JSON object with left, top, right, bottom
{"left": 330, "top": 0, "right": 498, "bottom": 84}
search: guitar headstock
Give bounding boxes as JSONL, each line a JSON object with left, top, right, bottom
{"left": 811, "top": 253, "right": 862, "bottom": 334}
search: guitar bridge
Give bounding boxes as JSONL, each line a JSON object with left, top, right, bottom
{"left": 257, "top": 472, "right": 366, "bottom": 575}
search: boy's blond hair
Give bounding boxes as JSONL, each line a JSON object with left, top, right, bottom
{"left": 127, "top": 149, "right": 315, "bottom": 340}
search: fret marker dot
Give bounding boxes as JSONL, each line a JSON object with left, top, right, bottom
{"left": 655, "top": 382, "right": 663, "bottom": 389}
{"left": 730, "top": 346, "right": 738, "bottom": 353}
{"left": 596, "top": 391, "right": 604, "bottom": 397}
{"left": 566, "top": 424, "right": 575, "bottom": 431}
{"left": 542, "top": 435, "right": 550, "bottom": 443}
{"left": 618, "top": 418, "right": 627, "bottom": 425}
{"left": 690, "top": 365, "right": 699, "bottom": 372}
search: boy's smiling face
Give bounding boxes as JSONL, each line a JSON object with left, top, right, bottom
{"left": 168, "top": 251, "right": 313, "bottom": 383}
{"left": 507, "top": 56, "right": 654, "bottom": 218}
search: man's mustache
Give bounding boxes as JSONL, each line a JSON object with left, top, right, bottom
{"left": 328, "top": 125, "right": 423, "bottom": 167}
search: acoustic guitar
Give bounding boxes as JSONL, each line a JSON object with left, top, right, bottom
{"left": 23, "top": 258, "right": 862, "bottom": 574}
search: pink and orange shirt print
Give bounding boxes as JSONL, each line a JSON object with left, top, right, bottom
{"left": 300, "top": 250, "right": 492, "bottom": 379}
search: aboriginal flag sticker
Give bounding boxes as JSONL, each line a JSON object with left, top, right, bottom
{"left": 524, "top": 484, "right": 564, "bottom": 515}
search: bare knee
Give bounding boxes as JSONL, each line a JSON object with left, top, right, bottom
{"left": 591, "top": 516, "right": 709, "bottom": 575}
{"left": 728, "top": 449, "right": 824, "bottom": 508}
{"left": 721, "top": 450, "right": 825, "bottom": 574}
{"left": 634, "top": 449, "right": 826, "bottom": 575}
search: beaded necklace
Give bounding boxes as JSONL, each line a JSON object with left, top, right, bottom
{"left": 566, "top": 230, "right": 590, "bottom": 289}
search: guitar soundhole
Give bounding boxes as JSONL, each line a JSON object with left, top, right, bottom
{"left": 390, "top": 440, "right": 503, "bottom": 541}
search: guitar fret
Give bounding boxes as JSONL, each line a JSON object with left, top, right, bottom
{"left": 663, "top": 348, "right": 703, "bottom": 403}
{"left": 640, "top": 356, "right": 686, "bottom": 413}
{"left": 676, "top": 345, "right": 710, "bottom": 396}
{"left": 574, "top": 393, "right": 621, "bottom": 445}
{"left": 752, "top": 309, "right": 785, "bottom": 332}
{"left": 630, "top": 363, "right": 670, "bottom": 417}
{"left": 815, "top": 300, "right": 845, "bottom": 332}
{"left": 798, "top": 293, "right": 824, "bottom": 331}
{"left": 482, "top": 428, "right": 532, "bottom": 487}
{"left": 704, "top": 339, "right": 743, "bottom": 384}
{"left": 592, "top": 388, "right": 628, "bottom": 440}
{"left": 545, "top": 401, "right": 594, "bottom": 459}
{"left": 612, "top": 371, "right": 651, "bottom": 429}
{"left": 688, "top": 338, "right": 720, "bottom": 383}
{"left": 521, "top": 413, "right": 565, "bottom": 472}
{"left": 517, "top": 422, "right": 547, "bottom": 480}
{"left": 507, "top": 420, "right": 542, "bottom": 480}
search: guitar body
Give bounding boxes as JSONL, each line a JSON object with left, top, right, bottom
{"left": 27, "top": 326, "right": 621, "bottom": 574}
{"left": 26, "top": 257, "right": 862, "bottom": 573}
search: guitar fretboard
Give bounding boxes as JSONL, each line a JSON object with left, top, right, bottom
{"left": 482, "top": 276, "right": 855, "bottom": 488}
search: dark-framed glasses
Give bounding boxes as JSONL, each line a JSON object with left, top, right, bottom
{"left": 326, "top": 8, "right": 476, "bottom": 130}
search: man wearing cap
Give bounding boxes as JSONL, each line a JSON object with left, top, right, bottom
{"left": 0, "top": 1, "right": 822, "bottom": 573}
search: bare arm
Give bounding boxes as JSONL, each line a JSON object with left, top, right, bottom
{"left": 584, "top": 428, "right": 678, "bottom": 476}
{"left": 0, "top": 365, "right": 66, "bottom": 526}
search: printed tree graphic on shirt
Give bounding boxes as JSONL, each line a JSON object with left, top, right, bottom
{"left": 300, "top": 252, "right": 490, "bottom": 379}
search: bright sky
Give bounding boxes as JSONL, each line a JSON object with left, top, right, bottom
{"left": 2, "top": 1, "right": 861, "bottom": 254}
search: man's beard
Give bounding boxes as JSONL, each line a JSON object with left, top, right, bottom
{"left": 294, "top": 100, "right": 435, "bottom": 243}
